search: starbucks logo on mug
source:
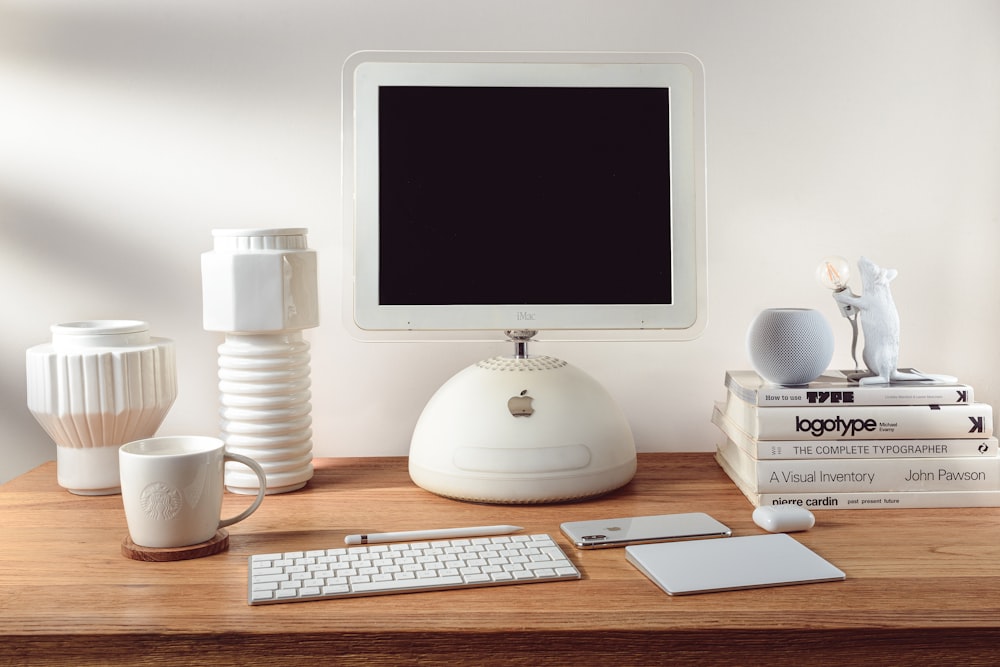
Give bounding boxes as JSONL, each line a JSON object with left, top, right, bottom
{"left": 140, "top": 482, "right": 183, "bottom": 520}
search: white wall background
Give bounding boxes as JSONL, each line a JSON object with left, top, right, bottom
{"left": 1, "top": 0, "right": 998, "bottom": 483}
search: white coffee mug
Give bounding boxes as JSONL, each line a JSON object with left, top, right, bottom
{"left": 119, "top": 436, "right": 267, "bottom": 548}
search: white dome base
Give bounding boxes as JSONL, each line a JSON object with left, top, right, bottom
{"left": 408, "top": 356, "right": 637, "bottom": 504}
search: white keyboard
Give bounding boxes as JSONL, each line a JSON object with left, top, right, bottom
{"left": 248, "top": 533, "right": 581, "bottom": 605}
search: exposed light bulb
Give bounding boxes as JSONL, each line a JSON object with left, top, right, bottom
{"left": 816, "top": 255, "right": 851, "bottom": 291}
{"left": 817, "top": 254, "right": 861, "bottom": 371}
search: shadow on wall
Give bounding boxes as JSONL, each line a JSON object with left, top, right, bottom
{"left": 1, "top": 188, "right": 185, "bottom": 307}
{"left": 0, "top": 3, "right": 335, "bottom": 103}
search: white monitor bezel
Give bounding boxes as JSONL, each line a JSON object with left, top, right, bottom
{"left": 342, "top": 51, "right": 707, "bottom": 342}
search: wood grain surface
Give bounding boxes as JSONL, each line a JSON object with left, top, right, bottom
{"left": 3, "top": 453, "right": 1000, "bottom": 665}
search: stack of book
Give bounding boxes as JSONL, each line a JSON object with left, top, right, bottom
{"left": 712, "top": 369, "right": 1000, "bottom": 509}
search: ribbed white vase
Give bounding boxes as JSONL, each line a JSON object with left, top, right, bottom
{"left": 25, "top": 320, "right": 177, "bottom": 495}
{"left": 217, "top": 332, "right": 314, "bottom": 495}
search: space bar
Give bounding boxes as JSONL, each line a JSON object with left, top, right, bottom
{"left": 351, "top": 575, "right": 467, "bottom": 594}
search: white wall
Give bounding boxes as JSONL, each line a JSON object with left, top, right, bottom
{"left": 1, "top": 0, "right": 998, "bottom": 483}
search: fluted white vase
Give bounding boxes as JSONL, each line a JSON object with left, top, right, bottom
{"left": 26, "top": 320, "right": 177, "bottom": 495}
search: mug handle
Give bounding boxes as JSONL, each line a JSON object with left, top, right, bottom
{"left": 218, "top": 453, "right": 267, "bottom": 529}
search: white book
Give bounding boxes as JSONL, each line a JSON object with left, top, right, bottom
{"left": 716, "top": 434, "right": 1000, "bottom": 493}
{"left": 715, "top": 450, "right": 1000, "bottom": 510}
{"left": 725, "top": 369, "right": 973, "bottom": 407}
{"left": 723, "top": 391, "right": 993, "bottom": 441}
{"left": 712, "top": 403, "right": 999, "bottom": 459}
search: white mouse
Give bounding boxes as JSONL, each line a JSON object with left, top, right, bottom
{"left": 752, "top": 505, "right": 815, "bottom": 533}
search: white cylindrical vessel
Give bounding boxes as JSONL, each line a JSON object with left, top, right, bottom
{"left": 217, "top": 332, "right": 314, "bottom": 494}
{"left": 25, "top": 320, "right": 177, "bottom": 495}
{"left": 201, "top": 228, "right": 319, "bottom": 494}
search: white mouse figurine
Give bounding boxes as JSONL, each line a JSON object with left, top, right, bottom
{"left": 832, "top": 256, "right": 928, "bottom": 385}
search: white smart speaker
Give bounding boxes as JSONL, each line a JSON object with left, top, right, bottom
{"left": 746, "top": 308, "right": 834, "bottom": 385}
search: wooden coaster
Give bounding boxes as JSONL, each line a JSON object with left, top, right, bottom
{"left": 121, "top": 529, "right": 230, "bottom": 562}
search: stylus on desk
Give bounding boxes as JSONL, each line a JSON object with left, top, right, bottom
{"left": 344, "top": 525, "right": 523, "bottom": 545}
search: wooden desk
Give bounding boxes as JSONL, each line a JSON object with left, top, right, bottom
{"left": 3, "top": 453, "right": 1000, "bottom": 666}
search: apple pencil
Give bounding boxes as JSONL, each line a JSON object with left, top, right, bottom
{"left": 344, "top": 524, "right": 523, "bottom": 545}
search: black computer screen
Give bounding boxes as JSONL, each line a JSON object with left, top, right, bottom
{"left": 377, "top": 86, "right": 673, "bottom": 306}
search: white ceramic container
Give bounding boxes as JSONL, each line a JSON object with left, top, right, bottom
{"left": 26, "top": 320, "right": 177, "bottom": 495}
{"left": 202, "top": 228, "right": 318, "bottom": 494}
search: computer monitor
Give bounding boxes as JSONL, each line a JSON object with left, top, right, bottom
{"left": 342, "top": 51, "right": 708, "bottom": 503}
{"left": 343, "top": 51, "right": 707, "bottom": 342}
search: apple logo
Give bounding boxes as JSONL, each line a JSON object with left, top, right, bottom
{"left": 507, "top": 389, "right": 534, "bottom": 417}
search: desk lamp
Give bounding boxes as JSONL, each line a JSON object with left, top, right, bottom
{"left": 816, "top": 255, "right": 861, "bottom": 370}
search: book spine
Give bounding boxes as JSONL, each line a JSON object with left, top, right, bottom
{"left": 717, "top": 437, "right": 1000, "bottom": 492}
{"left": 712, "top": 404, "right": 999, "bottom": 459}
{"left": 724, "top": 372, "right": 974, "bottom": 406}
{"left": 724, "top": 393, "right": 994, "bottom": 440}
{"left": 715, "top": 452, "right": 1000, "bottom": 510}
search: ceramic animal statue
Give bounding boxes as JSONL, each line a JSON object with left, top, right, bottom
{"left": 832, "top": 257, "right": 928, "bottom": 385}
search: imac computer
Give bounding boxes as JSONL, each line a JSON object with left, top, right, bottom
{"left": 343, "top": 51, "right": 707, "bottom": 503}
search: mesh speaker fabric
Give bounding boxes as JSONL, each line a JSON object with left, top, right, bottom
{"left": 746, "top": 308, "right": 834, "bottom": 385}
